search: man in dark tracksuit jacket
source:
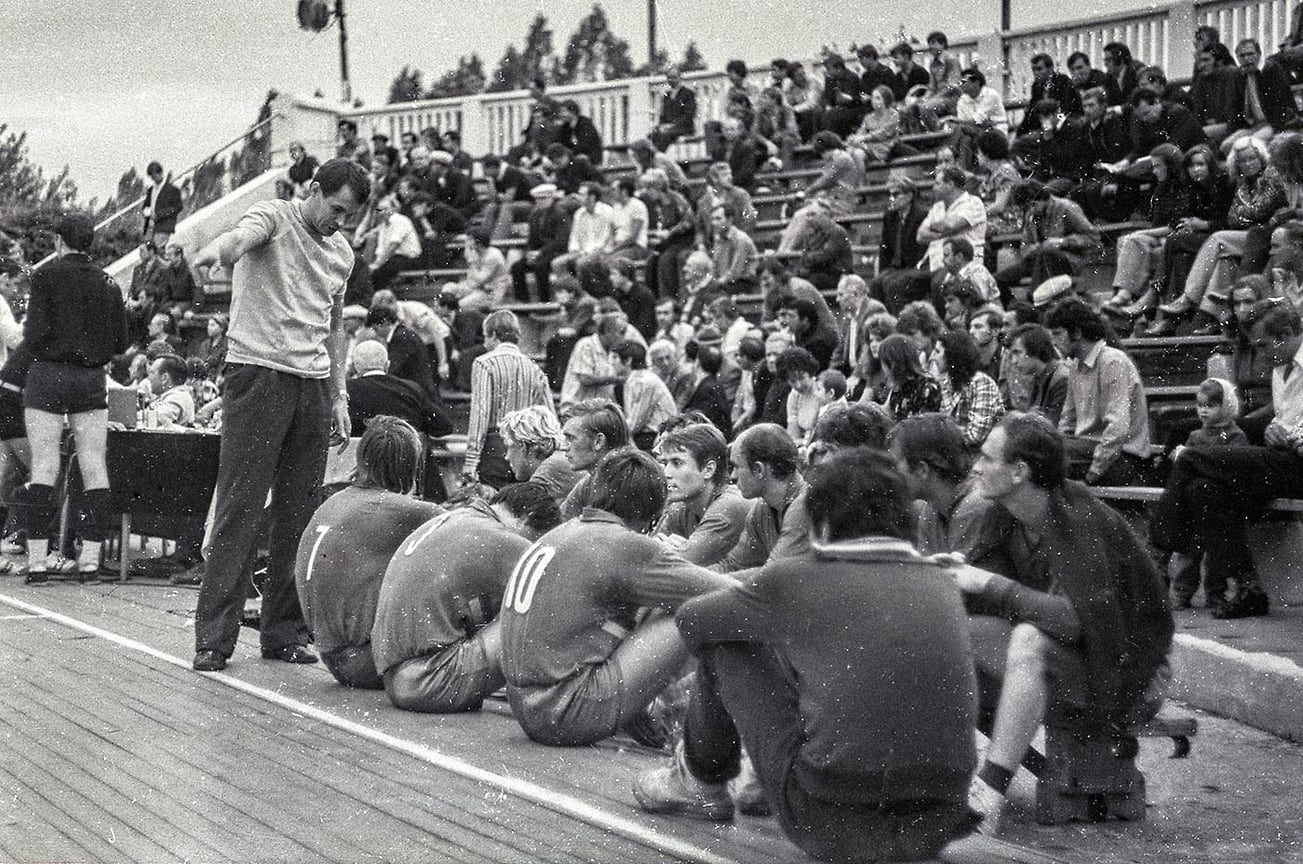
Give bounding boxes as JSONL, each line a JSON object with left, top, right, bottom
{"left": 635, "top": 449, "right": 979, "bottom": 861}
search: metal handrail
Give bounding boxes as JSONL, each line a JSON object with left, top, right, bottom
{"left": 31, "top": 116, "right": 275, "bottom": 271}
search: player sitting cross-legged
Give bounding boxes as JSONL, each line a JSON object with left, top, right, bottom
{"left": 372, "top": 482, "right": 561, "bottom": 714}
{"left": 499, "top": 448, "right": 736, "bottom": 747}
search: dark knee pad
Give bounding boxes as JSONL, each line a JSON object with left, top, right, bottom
{"left": 79, "top": 488, "right": 114, "bottom": 542}
{"left": 24, "top": 484, "right": 56, "bottom": 540}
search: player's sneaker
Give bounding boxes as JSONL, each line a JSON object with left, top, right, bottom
{"left": 731, "top": 752, "right": 771, "bottom": 817}
{"left": 967, "top": 776, "right": 1007, "bottom": 835}
{"left": 633, "top": 742, "right": 735, "bottom": 822}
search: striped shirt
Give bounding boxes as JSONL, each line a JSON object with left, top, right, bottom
{"left": 465, "top": 342, "right": 554, "bottom": 475}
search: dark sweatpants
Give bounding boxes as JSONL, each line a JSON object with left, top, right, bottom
{"left": 683, "top": 643, "right": 975, "bottom": 863}
{"left": 194, "top": 363, "right": 330, "bottom": 658}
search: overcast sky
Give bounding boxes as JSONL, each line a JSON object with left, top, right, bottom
{"left": 5, "top": 0, "right": 1145, "bottom": 205}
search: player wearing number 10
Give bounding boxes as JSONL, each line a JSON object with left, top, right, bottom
{"left": 293, "top": 417, "right": 443, "bottom": 689}
{"left": 500, "top": 449, "right": 736, "bottom": 747}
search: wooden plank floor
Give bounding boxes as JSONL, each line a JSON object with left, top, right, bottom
{"left": 0, "top": 581, "right": 801, "bottom": 864}
{"left": 0, "top": 579, "right": 1098, "bottom": 864}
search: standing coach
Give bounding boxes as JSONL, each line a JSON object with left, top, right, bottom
{"left": 191, "top": 158, "right": 370, "bottom": 672}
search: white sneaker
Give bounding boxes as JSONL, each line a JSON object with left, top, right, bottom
{"left": 633, "top": 742, "right": 734, "bottom": 822}
{"left": 731, "top": 751, "right": 770, "bottom": 817}
{"left": 967, "top": 776, "right": 1007, "bottom": 836}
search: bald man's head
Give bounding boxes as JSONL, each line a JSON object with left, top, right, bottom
{"left": 352, "top": 340, "right": 389, "bottom": 375}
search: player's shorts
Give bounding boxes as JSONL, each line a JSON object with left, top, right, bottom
{"left": 384, "top": 634, "right": 503, "bottom": 714}
{"left": 321, "top": 644, "right": 383, "bottom": 690}
{"left": 24, "top": 360, "right": 106, "bottom": 415}
{"left": 506, "top": 657, "right": 629, "bottom": 747}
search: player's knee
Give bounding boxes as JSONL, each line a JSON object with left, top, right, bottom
{"left": 1005, "top": 622, "right": 1050, "bottom": 676}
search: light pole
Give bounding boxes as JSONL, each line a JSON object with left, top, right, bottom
{"left": 648, "top": 0, "right": 657, "bottom": 68}
{"left": 297, "top": 0, "right": 352, "bottom": 103}
{"left": 337, "top": 0, "right": 352, "bottom": 103}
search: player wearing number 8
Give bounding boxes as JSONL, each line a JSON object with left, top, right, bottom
{"left": 500, "top": 448, "right": 736, "bottom": 747}
{"left": 293, "top": 416, "right": 444, "bottom": 688}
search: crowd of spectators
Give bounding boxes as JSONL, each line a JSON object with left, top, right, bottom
{"left": 16, "top": 20, "right": 1303, "bottom": 858}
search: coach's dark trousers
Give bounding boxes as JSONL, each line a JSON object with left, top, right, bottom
{"left": 1151, "top": 444, "right": 1303, "bottom": 588}
{"left": 195, "top": 363, "right": 330, "bottom": 658}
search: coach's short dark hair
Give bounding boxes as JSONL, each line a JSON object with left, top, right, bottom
{"left": 314, "top": 157, "right": 372, "bottom": 203}
{"left": 586, "top": 448, "right": 668, "bottom": 530}
{"left": 737, "top": 423, "right": 799, "bottom": 479}
{"left": 997, "top": 412, "right": 1065, "bottom": 489}
{"left": 807, "top": 449, "right": 913, "bottom": 542}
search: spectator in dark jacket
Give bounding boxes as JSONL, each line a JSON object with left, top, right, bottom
{"left": 684, "top": 344, "right": 733, "bottom": 434}
{"left": 1222, "top": 38, "right": 1300, "bottom": 154}
{"left": 511, "top": 183, "right": 572, "bottom": 302}
{"left": 610, "top": 258, "right": 657, "bottom": 340}
{"left": 557, "top": 100, "right": 604, "bottom": 165}
{"left": 1127, "top": 89, "right": 1205, "bottom": 161}
{"left": 143, "top": 161, "right": 183, "bottom": 244}
{"left": 1067, "top": 51, "right": 1122, "bottom": 106}
{"left": 1017, "top": 54, "right": 1083, "bottom": 136}
{"left": 821, "top": 54, "right": 866, "bottom": 138}
{"left": 653, "top": 66, "right": 697, "bottom": 151}
{"left": 869, "top": 176, "right": 933, "bottom": 312}
{"left": 777, "top": 296, "right": 839, "bottom": 371}
{"left": 794, "top": 211, "right": 854, "bottom": 292}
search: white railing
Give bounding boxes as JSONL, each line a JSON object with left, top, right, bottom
{"left": 1198, "top": 0, "right": 1293, "bottom": 54}
{"left": 267, "top": 0, "right": 1292, "bottom": 168}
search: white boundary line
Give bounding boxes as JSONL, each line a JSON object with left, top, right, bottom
{"left": 0, "top": 592, "right": 741, "bottom": 864}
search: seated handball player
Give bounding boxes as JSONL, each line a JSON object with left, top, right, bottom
{"left": 635, "top": 449, "right": 979, "bottom": 861}
{"left": 500, "top": 448, "right": 736, "bottom": 747}
{"left": 372, "top": 482, "right": 561, "bottom": 713}
{"left": 654, "top": 423, "right": 750, "bottom": 566}
{"left": 498, "top": 405, "right": 584, "bottom": 504}
{"left": 712, "top": 423, "right": 811, "bottom": 575}
{"left": 558, "top": 399, "right": 630, "bottom": 519}
{"left": 293, "top": 416, "right": 443, "bottom": 688}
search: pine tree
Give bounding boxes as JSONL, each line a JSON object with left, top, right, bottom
{"left": 388, "top": 65, "right": 426, "bottom": 103}
{"left": 680, "top": 41, "right": 707, "bottom": 72}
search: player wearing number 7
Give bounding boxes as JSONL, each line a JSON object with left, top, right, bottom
{"left": 293, "top": 416, "right": 443, "bottom": 689}
{"left": 500, "top": 448, "right": 737, "bottom": 747}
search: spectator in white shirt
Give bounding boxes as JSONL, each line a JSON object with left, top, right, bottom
{"left": 949, "top": 68, "right": 1009, "bottom": 170}
{"left": 552, "top": 182, "right": 616, "bottom": 296}
{"left": 366, "top": 196, "right": 423, "bottom": 293}
{"left": 609, "top": 177, "right": 650, "bottom": 261}
{"left": 917, "top": 166, "right": 987, "bottom": 277}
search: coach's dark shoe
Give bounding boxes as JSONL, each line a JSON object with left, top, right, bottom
{"left": 261, "top": 644, "right": 318, "bottom": 664}
{"left": 193, "top": 650, "right": 227, "bottom": 672}
{"left": 634, "top": 743, "right": 735, "bottom": 822}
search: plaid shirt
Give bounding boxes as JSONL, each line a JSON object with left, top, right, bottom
{"left": 942, "top": 371, "right": 1005, "bottom": 447}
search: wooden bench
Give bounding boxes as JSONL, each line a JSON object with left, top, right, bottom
{"left": 1033, "top": 712, "right": 1199, "bottom": 825}
{"left": 1094, "top": 485, "right": 1303, "bottom": 514}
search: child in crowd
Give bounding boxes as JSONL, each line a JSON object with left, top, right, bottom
{"left": 1170, "top": 378, "right": 1249, "bottom": 610}
{"left": 814, "top": 369, "right": 848, "bottom": 421}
